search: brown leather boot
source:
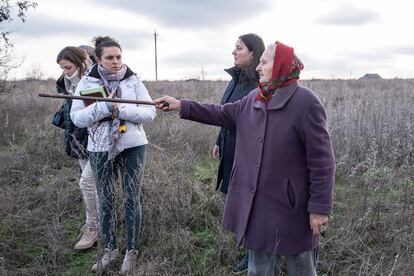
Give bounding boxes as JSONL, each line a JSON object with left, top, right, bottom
{"left": 74, "top": 227, "right": 98, "bottom": 250}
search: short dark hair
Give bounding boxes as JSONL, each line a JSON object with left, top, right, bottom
{"left": 239, "top": 33, "right": 265, "bottom": 82}
{"left": 56, "top": 46, "right": 88, "bottom": 76}
{"left": 92, "top": 36, "right": 122, "bottom": 59}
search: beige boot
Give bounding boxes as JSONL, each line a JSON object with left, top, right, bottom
{"left": 90, "top": 248, "right": 119, "bottom": 273}
{"left": 119, "top": 250, "right": 138, "bottom": 275}
{"left": 74, "top": 227, "right": 98, "bottom": 250}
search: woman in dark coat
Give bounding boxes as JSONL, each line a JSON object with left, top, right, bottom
{"left": 155, "top": 41, "right": 335, "bottom": 276}
{"left": 211, "top": 33, "right": 264, "bottom": 273}
{"left": 213, "top": 33, "right": 265, "bottom": 194}
{"left": 56, "top": 46, "right": 99, "bottom": 251}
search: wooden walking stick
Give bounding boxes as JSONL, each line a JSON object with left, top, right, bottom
{"left": 38, "top": 93, "right": 155, "bottom": 105}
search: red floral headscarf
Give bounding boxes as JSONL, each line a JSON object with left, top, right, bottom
{"left": 256, "top": 41, "right": 304, "bottom": 102}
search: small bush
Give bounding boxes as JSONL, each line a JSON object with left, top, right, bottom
{"left": 0, "top": 79, "right": 413, "bottom": 275}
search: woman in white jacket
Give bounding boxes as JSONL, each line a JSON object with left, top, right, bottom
{"left": 70, "top": 36, "right": 156, "bottom": 274}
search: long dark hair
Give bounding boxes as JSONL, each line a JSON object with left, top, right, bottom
{"left": 92, "top": 36, "right": 122, "bottom": 59}
{"left": 56, "top": 46, "right": 88, "bottom": 77}
{"left": 239, "top": 33, "right": 265, "bottom": 82}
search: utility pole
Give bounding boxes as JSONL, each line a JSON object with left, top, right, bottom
{"left": 201, "top": 66, "right": 205, "bottom": 80}
{"left": 154, "top": 29, "right": 158, "bottom": 81}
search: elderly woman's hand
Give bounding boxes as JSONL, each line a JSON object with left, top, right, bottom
{"left": 212, "top": 145, "right": 220, "bottom": 159}
{"left": 154, "top": 96, "right": 181, "bottom": 111}
{"left": 309, "top": 213, "right": 328, "bottom": 235}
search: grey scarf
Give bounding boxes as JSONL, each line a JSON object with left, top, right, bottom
{"left": 97, "top": 64, "right": 127, "bottom": 160}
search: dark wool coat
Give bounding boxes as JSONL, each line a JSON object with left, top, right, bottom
{"left": 181, "top": 82, "right": 335, "bottom": 255}
{"left": 56, "top": 76, "right": 88, "bottom": 159}
{"left": 215, "top": 67, "right": 258, "bottom": 194}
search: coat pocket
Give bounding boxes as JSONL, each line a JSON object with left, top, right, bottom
{"left": 286, "top": 179, "right": 296, "bottom": 209}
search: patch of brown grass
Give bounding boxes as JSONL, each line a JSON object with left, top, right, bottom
{"left": 0, "top": 78, "right": 413, "bottom": 275}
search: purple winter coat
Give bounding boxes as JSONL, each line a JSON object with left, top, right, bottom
{"left": 180, "top": 82, "right": 335, "bottom": 255}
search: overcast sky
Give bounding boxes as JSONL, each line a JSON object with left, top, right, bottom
{"left": 6, "top": 0, "right": 414, "bottom": 80}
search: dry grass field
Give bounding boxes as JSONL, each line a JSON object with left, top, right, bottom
{"left": 0, "top": 78, "right": 413, "bottom": 275}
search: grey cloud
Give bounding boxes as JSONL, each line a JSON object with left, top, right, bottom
{"left": 163, "top": 49, "right": 227, "bottom": 66}
{"left": 302, "top": 49, "right": 396, "bottom": 78}
{"left": 299, "top": 55, "right": 340, "bottom": 72}
{"left": 316, "top": 5, "right": 378, "bottom": 26}
{"left": 9, "top": 15, "right": 148, "bottom": 49}
{"left": 342, "top": 46, "right": 414, "bottom": 60}
{"left": 304, "top": 58, "right": 366, "bottom": 78}
{"left": 392, "top": 46, "right": 414, "bottom": 56}
{"left": 94, "top": 0, "right": 272, "bottom": 28}
{"left": 341, "top": 50, "right": 393, "bottom": 62}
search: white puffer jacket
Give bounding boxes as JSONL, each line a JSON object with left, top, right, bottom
{"left": 70, "top": 65, "right": 156, "bottom": 153}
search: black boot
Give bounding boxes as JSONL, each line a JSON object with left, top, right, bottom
{"left": 232, "top": 251, "right": 249, "bottom": 274}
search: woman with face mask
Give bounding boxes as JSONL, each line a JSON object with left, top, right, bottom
{"left": 155, "top": 41, "right": 335, "bottom": 276}
{"left": 70, "top": 36, "right": 156, "bottom": 274}
{"left": 56, "top": 46, "right": 99, "bottom": 251}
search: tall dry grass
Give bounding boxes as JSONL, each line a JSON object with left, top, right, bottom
{"left": 0, "top": 78, "right": 413, "bottom": 275}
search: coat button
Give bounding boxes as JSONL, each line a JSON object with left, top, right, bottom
{"left": 255, "top": 164, "right": 259, "bottom": 168}
{"left": 258, "top": 138, "right": 262, "bottom": 143}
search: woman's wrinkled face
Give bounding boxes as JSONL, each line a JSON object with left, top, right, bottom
{"left": 232, "top": 39, "right": 253, "bottom": 68}
{"left": 98, "top": 46, "right": 122, "bottom": 73}
{"left": 58, "top": 59, "right": 78, "bottom": 77}
{"left": 256, "top": 47, "right": 274, "bottom": 83}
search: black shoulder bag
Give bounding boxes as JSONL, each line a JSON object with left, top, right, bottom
{"left": 52, "top": 102, "right": 65, "bottom": 129}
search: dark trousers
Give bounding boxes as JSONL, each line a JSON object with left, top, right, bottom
{"left": 90, "top": 145, "right": 147, "bottom": 250}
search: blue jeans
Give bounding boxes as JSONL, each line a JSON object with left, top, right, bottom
{"left": 248, "top": 248, "right": 318, "bottom": 276}
{"left": 90, "top": 145, "right": 147, "bottom": 250}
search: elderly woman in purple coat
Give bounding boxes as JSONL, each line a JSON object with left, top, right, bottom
{"left": 155, "top": 41, "right": 335, "bottom": 276}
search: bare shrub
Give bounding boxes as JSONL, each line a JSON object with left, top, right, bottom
{"left": 0, "top": 79, "right": 413, "bottom": 275}
{"left": 0, "top": 0, "right": 38, "bottom": 93}
{"left": 302, "top": 79, "right": 414, "bottom": 275}
{"left": 24, "top": 62, "right": 45, "bottom": 81}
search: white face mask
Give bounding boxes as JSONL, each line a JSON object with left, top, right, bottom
{"left": 65, "top": 68, "right": 79, "bottom": 79}
{"left": 64, "top": 69, "right": 80, "bottom": 94}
